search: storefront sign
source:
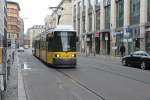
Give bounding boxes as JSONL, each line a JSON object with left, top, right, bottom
{"left": 112, "top": 46, "right": 117, "bottom": 50}
{"left": 95, "top": 32, "right": 100, "bottom": 37}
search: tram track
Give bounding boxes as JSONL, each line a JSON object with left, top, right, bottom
{"left": 52, "top": 56, "right": 150, "bottom": 100}
{"left": 56, "top": 69, "right": 106, "bottom": 100}
{"left": 53, "top": 63, "right": 150, "bottom": 100}
{"left": 20, "top": 53, "right": 106, "bottom": 100}
{"left": 79, "top": 57, "right": 150, "bottom": 85}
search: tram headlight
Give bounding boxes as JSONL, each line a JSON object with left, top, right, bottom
{"left": 72, "top": 54, "right": 76, "bottom": 57}
{"left": 55, "top": 54, "right": 60, "bottom": 57}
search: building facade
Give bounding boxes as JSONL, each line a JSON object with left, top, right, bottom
{"left": 7, "top": 1, "right": 21, "bottom": 47}
{"left": 73, "top": 0, "right": 150, "bottom": 56}
{"left": 0, "top": 0, "right": 7, "bottom": 91}
{"left": 27, "top": 25, "right": 45, "bottom": 47}
{"left": 23, "top": 34, "right": 30, "bottom": 48}
{"left": 45, "top": 0, "right": 73, "bottom": 30}
{"left": 58, "top": 0, "right": 73, "bottom": 25}
{"left": 73, "top": 0, "right": 101, "bottom": 55}
{"left": 0, "top": 0, "right": 7, "bottom": 47}
{"left": 44, "top": 14, "right": 57, "bottom": 30}
{"left": 19, "top": 18, "right": 24, "bottom": 47}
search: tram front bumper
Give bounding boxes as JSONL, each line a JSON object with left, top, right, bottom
{"left": 53, "top": 58, "right": 77, "bottom": 65}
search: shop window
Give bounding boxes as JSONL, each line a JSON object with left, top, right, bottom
{"left": 135, "top": 38, "right": 140, "bottom": 49}
{"left": 146, "top": 32, "right": 150, "bottom": 51}
{"left": 116, "top": 0, "right": 124, "bottom": 27}
{"left": 130, "top": 0, "right": 140, "bottom": 25}
{"left": 105, "top": 6, "right": 111, "bottom": 29}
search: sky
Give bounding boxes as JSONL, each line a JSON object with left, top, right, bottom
{"left": 12, "top": 0, "right": 61, "bottom": 33}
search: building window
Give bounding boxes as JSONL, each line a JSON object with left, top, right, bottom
{"left": 7, "top": 8, "right": 18, "bottom": 15}
{"left": 78, "top": 19, "right": 80, "bottom": 35}
{"left": 78, "top": 2, "right": 81, "bottom": 35}
{"left": 83, "top": 0, "right": 86, "bottom": 9}
{"left": 116, "top": 0, "right": 124, "bottom": 27}
{"left": 73, "top": 5, "right": 76, "bottom": 30}
{"left": 105, "top": 6, "right": 111, "bottom": 29}
{"left": 148, "top": 0, "right": 150, "bottom": 22}
{"left": 78, "top": 2, "right": 81, "bottom": 18}
{"left": 89, "top": 13, "right": 92, "bottom": 32}
{"left": 104, "top": 0, "right": 111, "bottom": 29}
{"left": 96, "top": 10, "right": 100, "bottom": 31}
{"left": 130, "top": 0, "right": 140, "bottom": 25}
{"left": 83, "top": 16, "right": 86, "bottom": 33}
{"left": 104, "top": 0, "right": 111, "bottom": 6}
{"left": 96, "top": 0, "right": 101, "bottom": 4}
{"left": 89, "top": 0, "right": 95, "bottom": 6}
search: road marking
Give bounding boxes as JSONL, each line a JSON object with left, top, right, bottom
{"left": 21, "top": 63, "right": 31, "bottom": 70}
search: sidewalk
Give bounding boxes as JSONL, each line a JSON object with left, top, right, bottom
{"left": 5, "top": 52, "right": 18, "bottom": 100}
{"left": 5, "top": 52, "right": 27, "bottom": 100}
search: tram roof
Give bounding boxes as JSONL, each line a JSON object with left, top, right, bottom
{"left": 47, "top": 25, "right": 76, "bottom": 33}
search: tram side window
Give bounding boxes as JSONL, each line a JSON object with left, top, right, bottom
{"left": 41, "top": 41, "right": 46, "bottom": 50}
{"left": 37, "top": 41, "right": 40, "bottom": 49}
{"left": 40, "top": 41, "right": 43, "bottom": 50}
{"left": 48, "top": 38, "right": 53, "bottom": 52}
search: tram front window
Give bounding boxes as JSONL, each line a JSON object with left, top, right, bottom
{"left": 49, "top": 31, "right": 76, "bottom": 52}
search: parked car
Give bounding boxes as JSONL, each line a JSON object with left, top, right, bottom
{"left": 122, "top": 51, "right": 150, "bottom": 70}
{"left": 18, "top": 47, "right": 24, "bottom": 52}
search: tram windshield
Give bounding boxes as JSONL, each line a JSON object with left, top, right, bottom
{"left": 48, "top": 31, "right": 76, "bottom": 52}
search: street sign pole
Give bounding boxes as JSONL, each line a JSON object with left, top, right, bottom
{"left": 105, "top": 33, "right": 108, "bottom": 55}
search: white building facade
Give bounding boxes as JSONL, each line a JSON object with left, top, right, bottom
{"left": 73, "top": 0, "right": 101, "bottom": 56}
{"left": 45, "top": 0, "right": 73, "bottom": 30}
{"left": 73, "top": 0, "right": 150, "bottom": 56}
{"left": 27, "top": 25, "right": 45, "bottom": 48}
{"left": 19, "top": 18, "right": 24, "bottom": 47}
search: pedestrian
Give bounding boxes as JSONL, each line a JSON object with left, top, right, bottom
{"left": 12, "top": 51, "right": 15, "bottom": 64}
{"left": 120, "top": 44, "right": 125, "bottom": 57}
{"left": 7, "top": 55, "right": 11, "bottom": 80}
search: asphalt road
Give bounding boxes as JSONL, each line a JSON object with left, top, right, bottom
{"left": 18, "top": 49, "right": 150, "bottom": 100}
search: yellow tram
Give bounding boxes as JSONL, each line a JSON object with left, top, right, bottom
{"left": 33, "top": 25, "right": 78, "bottom": 68}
